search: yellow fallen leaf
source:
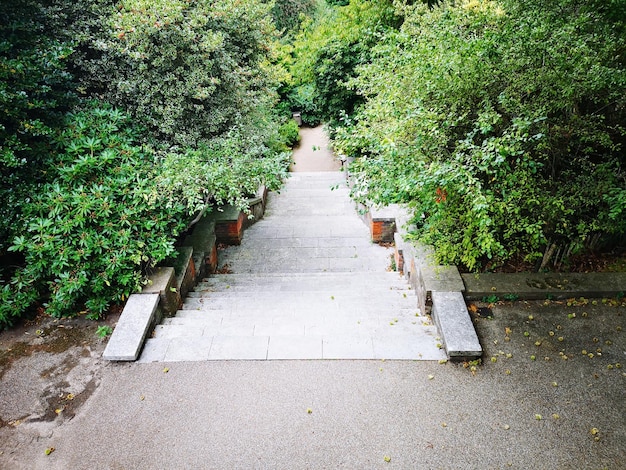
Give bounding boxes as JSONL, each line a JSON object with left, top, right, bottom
{"left": 384, "top": 456, "right": 391, "bottom": 463}
{"left": 163, "top": 368, "right": 169, "bottom": 373}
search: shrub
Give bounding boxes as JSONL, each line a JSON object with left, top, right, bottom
{"left": 2, "top": 104, "right": 189, "bottom": 325}
{"left": 287, "top": 0, "right": 400, "bottom": 125}
{"left": 71, "top": 0, "right": 281, "bottom": 148}
{"left": 0, "top": 0, "right": 76, "bottom": 254}
{"left": 278, "top": 119, "right": 301, "bottom": 148}
{"left": 335, "top": 0, "right": 626, "bottom": 270}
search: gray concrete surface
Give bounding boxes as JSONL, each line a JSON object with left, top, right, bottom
{"left": 290, "top": 126, "right": 342, "bottom": 172}
{"left": 1, "top": 298, "right": 624, "bottom": 469}
{"left": 141, "top": 172, "right": 444, "bottom": 361}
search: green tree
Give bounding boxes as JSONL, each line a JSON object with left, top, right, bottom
{"left": 335, "top": 0, "right": 625, "bottom": 270}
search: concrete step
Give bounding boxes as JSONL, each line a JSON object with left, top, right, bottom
{"left": 179, "top": 297, "right": 420, "bottom": 309}
{"left": 195, "top": 273, "right": 411, "bottom": 292}
{"left": 139, "top": 326, "right": 445, "bottom": 362}
{"left": 139, "top": 171, "right": 447, "bottom": 362}
{"left": 153, "top": 317, "right": 435, "bottom": 340}
{"left": 187, "top": 286, "right": 415, "bottom": 298}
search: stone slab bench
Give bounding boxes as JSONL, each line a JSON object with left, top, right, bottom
{"left": 431, "top": 291, "right": 482, "bottom": 361}
{"left": 103, "top": 294, "right": 161, "bottom": 361}
{"left": 463, "top": 272, "right": 626, "bottom": 300}
{"left": 387, "top": 210, "right": 483, "bottom": 361}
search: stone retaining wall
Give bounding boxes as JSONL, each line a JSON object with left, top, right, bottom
{"left": 103, "top": 189, "right": 268, "bottom": 361}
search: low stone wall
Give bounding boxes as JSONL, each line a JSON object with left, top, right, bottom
{"left": 103, "top": 186, "right": 269, "bottom": 361}
{"left": 345, "top": 165, "right": 482, "bottom": 361}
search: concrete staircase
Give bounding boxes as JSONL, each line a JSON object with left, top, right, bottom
{"left": 138, "top": 172, "right": 446, "bottom": 361}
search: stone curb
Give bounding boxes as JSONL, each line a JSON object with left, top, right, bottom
{"left": 463, "top": 272, "right": 626, "bottom": 301}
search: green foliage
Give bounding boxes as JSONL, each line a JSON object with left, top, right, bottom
{"left": 96, "top": 325, "right": 113, "bottom": 337}
{"left": 2, "top": 104, "right": 189, "bottom": 324}
{"left": 284, "top": 0, "right": 400, "bottom": 124}
{"left": 0, "top": 0, "right": 293, "bottom": 327}
{"left": 335, "top": 0, "right": 626, "bottom": 270}
{"left": 271, "top": 0, "right": 317, "bottom": 35}
{"left": 0, "top": 0, "right": 77, "bottom": 253}
{"left": 278, "top": 119, "right": 302, "bottom": 148}
{"left": 78, "top": 0, "right": 281, "bottom": 148}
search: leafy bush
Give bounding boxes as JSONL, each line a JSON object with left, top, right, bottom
{"left": 0, "top": 0, "right": 76, "bottom": 254}
{"left": 70, "top": 0, "right": 281, "bottom": 149}
{"left": 2, "top": 104, "right": 189, "bottom": 325}
{"left": 285, "top": 0, "right": 400, "bottom": 125}
{"left": 279, "top": 119, "right": 301, "bottom": 148}
{"left": 335, "top": 0, "right": 626, "bottom": 270}
{"left": 0, "top": 0, "right": 294, "bottom": 327}
{"left": 271, "top": 0, "right": 317, "bottom": 35}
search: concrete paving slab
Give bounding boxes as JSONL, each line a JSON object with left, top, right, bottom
{"left": 153, "top": 324, "right": 204, "bottom": 339}
{"left": 163, "top": 336, "right": 213, "bottom": 362}
{"left": 322, "top": 336, "right": 375, "bottom": 359}
{"left": 253, "top": 322, "right": 306, "bottom": 337}
{"left": 208, "top": 336, "right": 269, "bottom": 360}
{"left": 137, "top": 337, "right": 170, "bottom": 363}
{"left": 372, "top": 334, "right": 447, "bottom": 360}
{"left": 267, "top": 336, "right": 323, "bottom": 359}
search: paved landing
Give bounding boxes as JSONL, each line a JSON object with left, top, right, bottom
{"left": 139, "top": 172, "right": 445, "bottom": 362}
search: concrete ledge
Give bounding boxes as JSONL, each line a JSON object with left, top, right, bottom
{"left": 463, "top": 272, "right": 626, "bottom": 300}
{"left": 142, "top": 267, "right": 180, "bottom": 315}
{"left": 165, "top": 247, "right": 195, "bottom": 299}
{"left": 431, "top": 291, "right": 482, "bottom": 361}
{"left": 183, "top": 215, "right": 217, "bottom": 270}
{"left": 393, "top": 232, "right": 404, "bottom": 273}
{"left": 192, "top": 250, "right": 206, "bottom": 283}
{"left": 245, "top": 185, "right": 268, "bottom": 229}
{"left": 103, "top": 294, "right": 160, "bottom": 361}
{"left": 422, "top": 265, "right": 465, "bottom": 294}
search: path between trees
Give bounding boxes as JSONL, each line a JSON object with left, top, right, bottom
{"left": 138, "top": 125, "right": 443, "bottom": 361}
{"left": 290, "top": 125, "right": 342, "bottom": 172}
{"left": 0, "top": 127, "right": 624, "bottom": 468}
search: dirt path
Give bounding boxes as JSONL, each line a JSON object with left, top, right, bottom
{"left": 290, "top": 126, "right": 342, "bottom": 172}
